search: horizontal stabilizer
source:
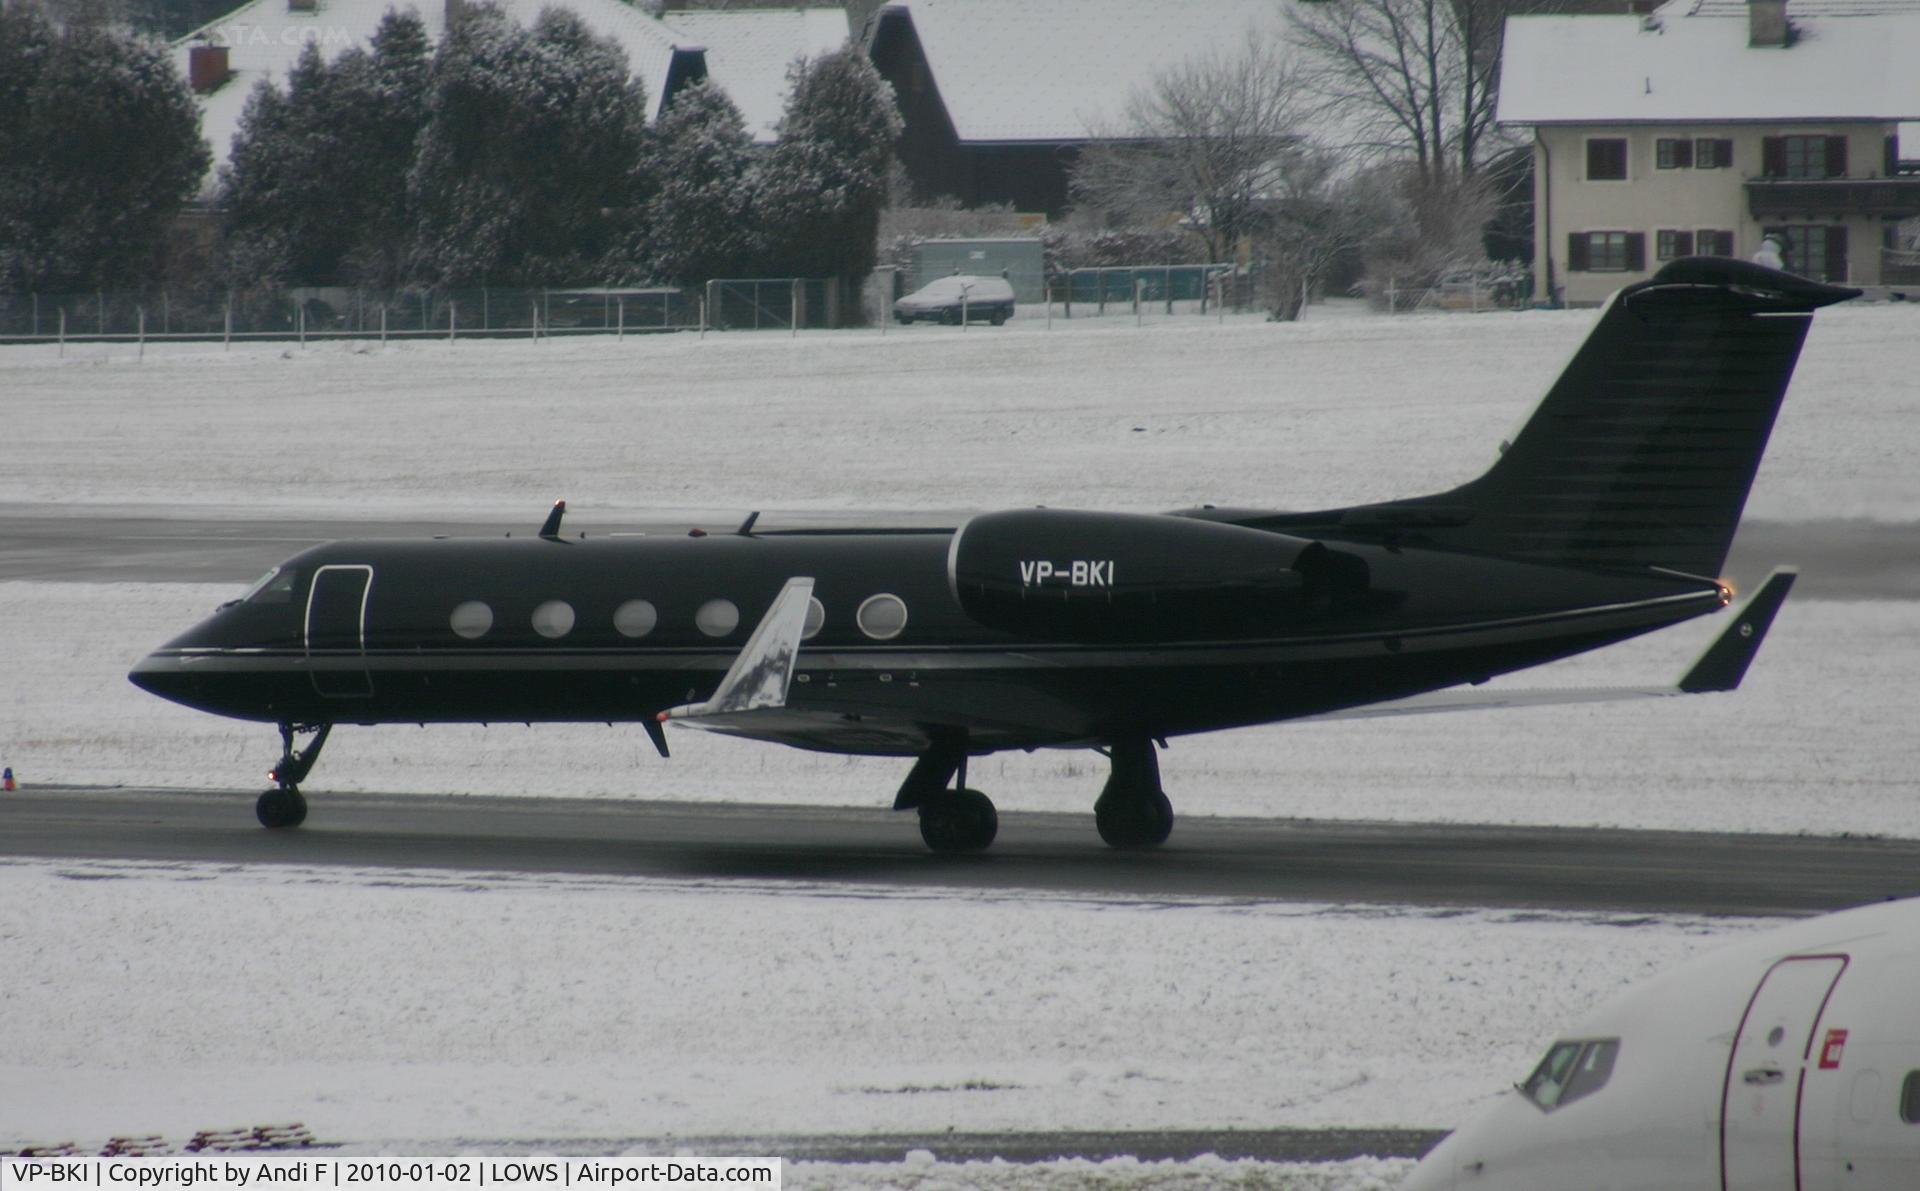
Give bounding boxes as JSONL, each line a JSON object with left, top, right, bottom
{"left": 1298, "top": 568, "right": 1796, "bottom": 722}
{"left": 659, "top": 577, "right": 814, "bottom": 725}
{"left": 1679, "top": 568, "right": 1796, "bottom": 693}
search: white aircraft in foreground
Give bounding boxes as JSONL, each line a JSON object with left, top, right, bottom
{"left": 1404, "top": 897, "right": 1920, "bottom": 1190}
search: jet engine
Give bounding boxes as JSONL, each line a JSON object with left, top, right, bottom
{"left": 949, "top": 509, "right": 1356, "bottom": 642}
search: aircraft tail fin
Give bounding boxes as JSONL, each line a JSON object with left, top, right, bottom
{"left": 1382, "top": 258, "right": 1856, "bottom": 576}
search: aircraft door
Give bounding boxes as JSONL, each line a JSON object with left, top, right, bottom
{"left": 306, "top": 564, "right": 373, "bottom": 698}
{"left": 1721, "top": 954, "right": 1848, "bottom": 1191}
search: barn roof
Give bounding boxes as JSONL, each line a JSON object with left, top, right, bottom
{"left": 664, "top": 8, "right": 852, "bottom": 143}
{"left": 872, "top": 0, "right": 1291, "bottom": 144}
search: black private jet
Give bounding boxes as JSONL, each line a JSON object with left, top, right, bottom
{"left": 131, "top": 258, "right": 1853, "bottom": 851}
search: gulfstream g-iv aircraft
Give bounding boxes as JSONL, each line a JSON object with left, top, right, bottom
{"left": 1402, "top": 896, "right": 1920, "bottom": 1190}
{"left": 129, "top": 257, "right": 1855, "bottom": 850}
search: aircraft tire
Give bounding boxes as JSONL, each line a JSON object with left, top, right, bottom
{"left": 1095, "top": 790, "right": 1174, "bottom": 849}
{"left": 256, "top": 787, "right": 308, "bottom": 830}
{"left": 918, "top": 787, "right": 998, "bottom": 853}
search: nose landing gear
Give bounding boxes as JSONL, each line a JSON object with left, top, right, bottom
{"left": 1095, "top": 738, "right": 1174, "bottom": 849}
{"left": 258, "top": 721, "right": 330, "bottom": 829}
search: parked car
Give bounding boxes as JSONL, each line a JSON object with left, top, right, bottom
{"left": 894, "top": 275, "right": 1015, "bottom": 325}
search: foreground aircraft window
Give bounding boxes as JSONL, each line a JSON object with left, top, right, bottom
{"left": 803, "top": 597, "right": 825, "bottom": 640}
{"left": 242, "top": 567, "right": 296, "bottom": 605}
{"left": 1521, "top": 1039, "right": 1619, "bottom": 1111}
{"left": 696, "top": 598, "right": 739, "bottom": 638}
{"left": 613, "top": 599, "right": 658, "bottom": 639}
{"left": 857, "top": 594, "right": 908, "bottom": 640}
{"left": 449, "top": 601, "right": 493, "bottom": 640}
{"left": 531, "top": 600, "right": 576, "bottom": 639}
{"left": 1903, "top": 1072, "right": 1920, "bottom": 1124}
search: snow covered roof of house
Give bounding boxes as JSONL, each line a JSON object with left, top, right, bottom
{"left": 1498, "top": 0, "right": 1920, "bottom": 125}
{"left": 174, "top": 0, "right": 701, "bottom": 195}
{"left": 871, "top": 0, "right": 1292, "bottom": 144}
{"left": 662, "top": 8, "right": 852, "bottom": 143}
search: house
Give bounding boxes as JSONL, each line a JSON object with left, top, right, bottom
{"left": 1498, "top": 0, "right": 1920, "bottom": 305}
{"left": 663, "top": 8, "right": 852, "bottom": 143}
{"left": 864, "top": 0, "right": 1290, "bottom": 217}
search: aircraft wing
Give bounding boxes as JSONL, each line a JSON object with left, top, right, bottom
{"left": 1295, "top": 568, "right": 1797, "bottom": 723}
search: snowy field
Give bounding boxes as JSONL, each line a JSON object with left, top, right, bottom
{"left": 0, "top": 856, "right": 1773, "bottom": 1169}
{"left": 2, "top": 301, "right": 1914, "bottom": 1183}
{"left": 3, "top": 300, "right": 1916, "bottom": 523}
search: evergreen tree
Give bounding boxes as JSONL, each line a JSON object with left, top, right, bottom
{"left": 755, "top": 47, "right": 901, "bottom": 300}
{"left": 644, "top": 79, "right": 757, "bottom": 284}
{"left": 0, "top": 5, "right": 210, "bottom": 293}
{"left": 407, "top": 3, "right": 650, "bottom": 286}
{"left": 219, "top": 11, "right": 430, "bottom": 288}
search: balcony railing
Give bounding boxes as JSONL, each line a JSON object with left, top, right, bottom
{"left": 1746, "top": 176, "right": 1920, "bottom": 218}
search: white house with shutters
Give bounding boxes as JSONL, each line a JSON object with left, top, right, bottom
{"left": 1498, "top": 0, "right": 1920, "bottom": 306}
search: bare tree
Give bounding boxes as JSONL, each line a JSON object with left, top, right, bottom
{"left": 1287, "top": 0, "right": 1520, "bottom": 180}
{"left": 1070, "top": 38, "right": 1316, "bottom": 265}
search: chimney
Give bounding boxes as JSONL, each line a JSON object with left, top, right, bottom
{"left": 188, "top": 44, "right": 230, "bottom": 93}
{"left": 1749, "top": 0, "right": 1789, "bottom": 46}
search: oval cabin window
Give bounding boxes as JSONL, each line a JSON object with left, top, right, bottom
{"left": 450, "top": 601, "right": 493, "bottom": 640}
{"left": 696, "top": 598, "right": 740, "bottom": 638}
{"left": 531, "top": 600, "right": 576, "bottom": 639}
{"left": 857, "top": 594, "right": 908, "bottom": 640}
{"left": 613, "top": 599, "right": 658, "bottom": 639}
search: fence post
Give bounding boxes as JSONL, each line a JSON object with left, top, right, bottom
{"left": 224, "top": 300, "right": 232, "bottom": 350}
{"left": 961, "top": 284, "right": 969, "bottom": 331}
{"left": 1135, "top": 278, "right": 1144, "bottom": 327}
{"left": 449, "top": 298, "right": 456, "bottom": 343}
{"left": 298, "top": 302, "right": 306, "bottom": 348}
{"left": 703, "top": 280, "right": 714, "bottom": 336}
{"left": 1165, "top": 266, "right": 1174, "bottom": 316}
{"left": 380, "top": 304, "right": 387, "bottom": 346}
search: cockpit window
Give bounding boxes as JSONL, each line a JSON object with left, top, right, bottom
{"left": 240, "top": 567, "right": 296, "bottom": 605}
{"left": 1520, "top": 1039, "right": 1619, "bottom": 1112}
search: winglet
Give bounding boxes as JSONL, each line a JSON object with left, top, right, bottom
{"left": 659, "top": 578, "right": 815, "bottom": 723}
{"left": 539, "top": 500, "right": 567, "bottom": 540}
{"left": 1678, "top": 568, "right": 1797, "bottom": 693}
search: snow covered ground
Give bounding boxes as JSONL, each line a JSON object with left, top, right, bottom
{"left": 2, "top": 301, "right": 1914, "bottom": 1182}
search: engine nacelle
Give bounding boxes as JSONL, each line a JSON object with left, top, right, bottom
{"left": 949, "top": 508, "right": 1343, "bottom": 642}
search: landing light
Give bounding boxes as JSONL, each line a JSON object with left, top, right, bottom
{"left": 1717, "top": 580, "right": 1735, "bottom": 605}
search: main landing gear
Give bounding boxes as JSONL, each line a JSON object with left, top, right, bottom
{"left": 894, "top": 733, "right": 1175, "bottom": 852}
{"left": 894, "top": 732, "right": 998, "bottom": 853}
{"left": 258, "top": 721, "right": 331, "bottom": 829}
{"left": 1093, "top": 738, "right": 1174, "bottom": 849}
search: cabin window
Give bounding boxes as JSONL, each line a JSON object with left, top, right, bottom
{"left": 613, "top": 599, "right": 658, "bottom": 639}
{"left": 242, "top": 567, "right": 296, "bottom": 605}
{"left": 531, "top": 600, "right": 575, "bottom": 639}
{"left": 803, "top": 596, "right": 825, "bottom": 640}
{"left": 856, "top": 594, "right": 908, "bottom": 640}
{"left": 1585, "top": 138, "right": 1628, "bottom": 181}
{"left": 1902, "top": 1071, "right": 1920, "bottom": 1124}
{"left": 1520, "top": 1038, "right": 1619, "bottom": 1112}
{"left": 696, "top": 598, "right": 739, "bottom": 638}
{"left": 450, "top": 601, "right": 493, "bottom": 640}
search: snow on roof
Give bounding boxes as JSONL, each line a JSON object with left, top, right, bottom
{"left": 876, "top": 0, "right": 1291, "bottom": 144}
{"left": 662, "top": 8, "right": 852, "bottom": 143}
{"left": 1680, "top": 0, "right": 1920, "bottom": 16}
{"left": 1499, "top": 4, "right": 1920, "bottom": 125}
{"left": 174, "top": 0, "right": 697, "bottom": 194}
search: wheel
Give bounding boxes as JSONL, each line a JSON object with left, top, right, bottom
{"left": 256, "top": 787, "right": 308, "bottom": 829}
{"left": 918, "top": 787, "right": 998, "bottom": 853}
{"left": 1095, "top": 789, "right": 1173, "bottom": 849}
{"left": 989, "top": 309, "right": 1007, "bottom": 326}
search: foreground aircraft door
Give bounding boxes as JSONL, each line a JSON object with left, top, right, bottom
{"left": 306, "top": 564, "right": 373, "bottom": 698}
{"left": 1722, "top": 955, "right": 1848, "bottom": 1190}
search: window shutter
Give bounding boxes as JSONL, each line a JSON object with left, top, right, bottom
{"left": 1568, "top": 233, "right": 1590, "bottom": 272}
{"left": 1674, "top": 139, "right": 1693, "bottom": 168}
{"left": 1888, "top": 135, "right": 1900, "bottom": 178}
{"left": 1625, "top": 233, "right": 1646, "bottom": 272}
{"left": 1762, "top": 137, "right": 1787, "bottom": 178}
{"left": 1715, "top": 139, "right": 1734, "bottom": 169}
{"left": 1826, "top": 136, "right": 1848, "bottom": 179}
{"left": 1675, "top": 231, "right": 1695, "bottom": 257}
{"left": 1709, "top": 230, "right": 1734, "bottom": 256}
{"left": 1825, "top": 226, "right": 1848, "bottom": 281}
